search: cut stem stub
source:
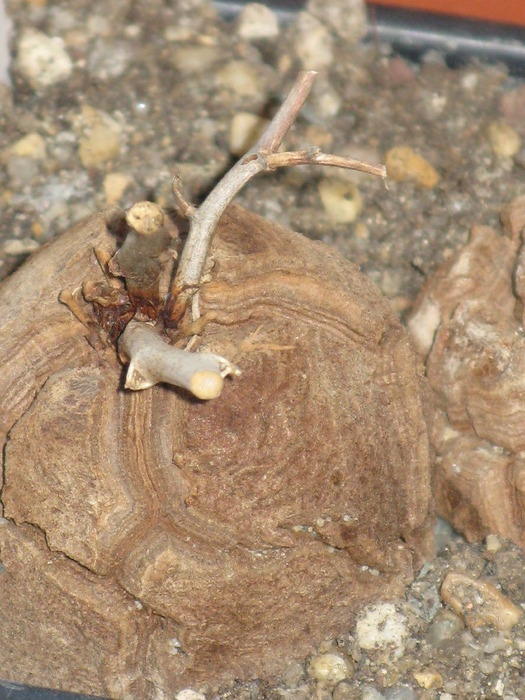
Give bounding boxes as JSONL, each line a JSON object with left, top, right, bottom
{"left": 119, "top": 321, "right": 240, "bottom": 399}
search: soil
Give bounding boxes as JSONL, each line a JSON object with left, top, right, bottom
{"left": 1, "top": 1, "right": 524, "bottom": 699}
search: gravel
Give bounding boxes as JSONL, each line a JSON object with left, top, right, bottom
{"left": 1, "top": 0, "right": 525, "bottom": 698}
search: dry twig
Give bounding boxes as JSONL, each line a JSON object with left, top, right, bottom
{"left": 167, "top": 70, "right": 386, "bottom": 321}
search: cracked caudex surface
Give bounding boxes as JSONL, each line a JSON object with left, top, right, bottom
{"left": 0, "top": 204, "right": 432, "bottom": 697}
{"left": 408, "top": 194, "right": 525, "bottom": 549}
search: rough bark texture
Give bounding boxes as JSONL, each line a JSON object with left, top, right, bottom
{"left": 0, "top": 204, "right": 432, "bottom": 697}
{"left": 408, "top": 195, "right": 525, "bottom": 549}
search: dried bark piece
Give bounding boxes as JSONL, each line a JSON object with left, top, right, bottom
{"left": 0, "top": 205, "right": 432, "bottom": 697}
{"left": 441, "top": 571, "right": 523, "bottom": 632}
{"left": 408, "top": 194, "right": 525, "bottom": 548}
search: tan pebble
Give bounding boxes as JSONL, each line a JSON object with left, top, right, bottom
{"left": 304, "top": 125, "right": 333, "bottom": 149}
{"left": 487, "top": 120, "right": 521, "bottom": 158}
{"left": 3, "top": 239, "right": 40, "bottom": 255}
{"left": 385, "top": 145, "right": 440, "bottom": 188}
{"left": 229, "top": 112, "right": 268, "bottom": 156}
{"left": 485, "top": 534, "right": 502, "bottom": 552}
{"left": 236, "top": 3, "right": 279, "bottom": 40}
{"left": 10, "top": 133, "right": 46, "bottom": 160}
{"left": 75, "top": 106, "right": 122, "bottom": 168}
{"left": 103, "top": 172, "right": 132, "bottom": 204}
{"left": 215, "top": 60, "right": 262, "bottom": 98}
{"left": 390, "top": 296, "right": 411, "bottom": 314}
{"left": 63, "top": 29, "right": 89, "bottom": 50}
{"left": 307, "top": 653, "right": 350, "bottom": 684}
{"left": 79, "top": 126, "right": 120, "bottom": 167}
{"left": 171, "top": 45, "right": 222, "bottom": 75}
{"left": 318, "top": 179, "right": 362, "bottom": 224}
{"left": 441, "top": 571, "right": 523, "bottom": 631}
{"left": 31, "top": 221, "right": 44, "bottom": 238}
{"left": 413, "top": 668, "right": 443, "bottom": 689}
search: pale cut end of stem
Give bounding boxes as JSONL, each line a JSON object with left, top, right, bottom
{"left": 119, "top": 321, "right": 239, "bottom": 399}
{"left": 190, "top": 370, "right": 224, "bottom": 400}
{"left": 125, "top": 201, "right": 164, "bottom": 236}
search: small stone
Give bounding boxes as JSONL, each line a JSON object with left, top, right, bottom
{"left": 386, "top": 146, "right": 439, "bottom": 188}
{"left": 307, "top": 0, "right": 367, "bottom": 43}
{"left": 17, "top": 29, "right": 73, "bottom": 89}
{"left": 487, "top": 120, "right": 521, "bottom": 158}
{"left": 31, "top": 221, "right": 44, "bottom": 238}
{"left": 87, "top": 39, "right": 133, "bottom": 81}
{"left": 304, "top": 125, "right": 333, "bottom": 149}
{"left": 500, "top": 85, "right": 525, "bottom": 131}
{"left": 383, "top": 687, "right": 418, "bottom": 700}
{"left": 281, "top": 661, "right": 305, "bottom": 687}
{"left": 237, "top": 3, "right": 279, "bottom": 41}
{"left": 361, "top": 686, "right": 385, "bottom": 700}
{"left": 50, "top": 131, "right": 77, "bottom": 164}
{"left": 441, "top": 571, "right": 523, "bottom": 631}
{"left": 292, "top": 12, "right": 334, "bottom": 70}
{"left": 2, "top": 239, "right": 40, "bottom": 255}
{"left": 413, "top": 668, "right": 443, "bottom": 690}
{"left": 10, "top": 133, "right": 46, "bottom": 160}
{"left": 426, "top": 609, "right": 464, "bottom": 646}
{"left": 355, "top": 603, "right": 408, "bottom": 656}
{"left": 309, "top": 80, "right": 342, "bottom": 119}
{"left": 318, "top": 179, "right": 363, "bottom": 224}
{"left": 174, "top": 691, "right": 206, "bottom": 700}
{"left": 103, "top": 172, "right": 133, "bottom": 204}
{"left": 229, "top": 112, "right": 268, "bottom": 156}
{"left": 307, "top": 653, "right": 350, "bottom": 685}
{"left": 333, "top": 679, "right": 356, "bottom": 700}
{"left": 483, "top": 635, "right": 511, "bottom": 654}
{"left": 6, "top": 155, "right": 39, "bottom": 186}
{"left": 485, "top": 534, "right": 502, "bottom": 552}
{"left": 215, "top": 60, "right": 263, "bottom": 98}
{"left": 75, "top": 106, "right": 122, "bottom": 168}
{"left": 384, "top": 56, "right": 416, "bottom": 86}
{"left": 86, "top": 15, "right": 112, "bottom": 38}
{"left": 171, "top": 45, "right": 222, "bottom": 75}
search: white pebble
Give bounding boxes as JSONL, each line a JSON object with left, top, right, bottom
{"left": 308, "top": 652, "right": 350, "bottom": 684}
{"left": 318, "top": 179, "right": 363, "bottom": 224}
{"left": 293, "top": 12, "right": 334, "bottom": 70}
{"left": 175, "top": 690, "right": 206, "bottom": 700}
{"left": 307, "top": 0, "right": 367, "bottom": 43}
{"left": 355, "top": 603, "right": 408, "bottom": 656}
{"left": 17, "top": 29, "right": 73, "bottom": 89}
{"left": 237, "top": 3, "right": 279, "bottom": 41}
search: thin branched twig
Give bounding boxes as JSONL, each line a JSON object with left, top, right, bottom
{"left": 166, "top": 70, "right": 386, "bottom": 322}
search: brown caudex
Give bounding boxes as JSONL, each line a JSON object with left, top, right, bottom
{"left": 0, "top": 73, "right": 433, "bottom": 697}
{"left": 408, "top": 194, "right": 525, "bottom": 548}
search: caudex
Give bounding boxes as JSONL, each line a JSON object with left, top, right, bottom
{"left": 63, "top": 70, "right": 386, "bottom": 400}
